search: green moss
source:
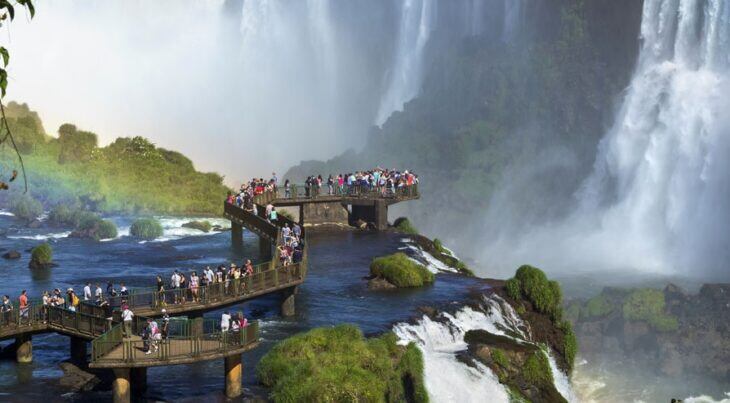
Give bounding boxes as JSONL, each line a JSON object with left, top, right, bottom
{"left": 507, "top": 265, "right": 563, "bottom": 321}
{"left": 393, "top": 217, "right": 419, "bottom": 235}
{"left": 585, "top": 294, "right": 613, "bottom": 318}
{"left": 559, "top": 321, "right": 578, "bottom": 372}
{"left": 7, "top": 193, "right": 43, "bottom": 222}
{"left": 31, "top": 243, "right": 52, "bottom": 265}
{"left": 491, "top": 348, "right": 509, "bottom": 368}
{"left": 256, "top": 324, "right": 428, "bottom": 403}
{"left": 130, "top": 218, "right": 163, "bottom": 240}
{"left": 182, "top": 220, "right": 212, "bottom": 233}
{"left": 522, "top": 351, "right": 553, "bottom": 387}
{"left": 623, "top": 288, "right": 679, "bottom": 332}
{"left": 370, "top": 253, "right": 435, "bottom": 288}
{"left": 432, "top": 238, "right": 449, "bottom": 255}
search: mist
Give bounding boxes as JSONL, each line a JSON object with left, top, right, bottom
{"left": 3, "top": 0, "right": 440, "bottom": 183}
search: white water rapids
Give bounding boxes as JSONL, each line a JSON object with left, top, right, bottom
{"left": 393, "top": 295, "right": 575, "bottom": 402}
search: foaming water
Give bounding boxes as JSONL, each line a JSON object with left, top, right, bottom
{"left": 483, "top": 0, "right": 730, "bottom": 279}
{"left": 394, "top": 295, "right": 575, "bottom": 402}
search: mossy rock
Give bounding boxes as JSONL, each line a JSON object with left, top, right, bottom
{"left": 256, "top": 324, "right": 428, "bottom": 403}
{"left": 393, "top": 217, "right": 419, "bottom": 235}
{"left": 506, "top": 265, "right": 563, "bottom": 321}
{"left": 622, "top": 288, "right": 679, "bottom": 332}
{"left": 523, "top": 351, "right": 554, "bottom": 388}
{"left": 370, "top": 252, "right": 435, "bottom": 288}
{"left": 182, "top": 220, "right": 212, "bottom": 233}
{"left": 68, "top": 213, "right": 118, "bottom": 240}
{"left": 29, "top": 243, "right": 53, "bottom": 269}
{"left": 130, "top": 218, "right": 164, "bottom": 240}
{"left": 8, "top": 194, "right": 43, "bottom": 222}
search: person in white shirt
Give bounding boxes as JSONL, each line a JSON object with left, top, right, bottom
{"left": 94, "top": 284, "right": 103, "bottom": 304}
{"left": 221, "top": 311, "right": 231, "bottom": 333}
{"left": 122, "top": 307, "right": 134, "bottom": 338}
{"left": 83, "top": 282, "right": 92, "bottom": 301}
{"left": 205, "top": 267, "right": 214, "bottom": 284}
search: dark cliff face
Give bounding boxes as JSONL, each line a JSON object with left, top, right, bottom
{"left": 285, "top": 0, "right": 646, "bottom": 250}
{"left": 568, "top": 283, "right": 730, "bottom": 382}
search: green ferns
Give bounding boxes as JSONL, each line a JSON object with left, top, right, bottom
{"left": 370, "top": 253, "right": 435, "bottom": 287}
{"left": 130, "top": 218, "right": 164, "bottom": 240}
{"left": 506, "top": 265, "right": 563, "bottom": 321}
{"left": 623, "top": 289, "right": 679, "bottom": 332}
{"left": 256, "top": 325, "right": 428, "bottom": 403}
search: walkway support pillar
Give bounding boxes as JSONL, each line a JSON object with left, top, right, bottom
{"left": 281, "top": 286, "right": 297, "bottom": 317}
{"left": 224, "top": 354, "right": 243, "bottom": 398}
{"left": 188, "top": 312, "right": 204, "bottom": 337}
{"left": 232, "top": 222, "right": 243, "bottom": 246}
{"left": 131, "top": 367, "right": 147, "bottom": 396}
{"left": 374, "top": 200, "right": 388, "bottom": 231}
{"left": 112, "top": 368, "right": 131, "bottom": 403}
{"left": 70, "top": 336, "right": 87, "bottom": 364}
{"left": 15, "top": 334, "right": 32, "bottom": 363}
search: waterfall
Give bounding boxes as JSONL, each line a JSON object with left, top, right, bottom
{"left": 375, "top": 0, "right": 436, "bottom": 125}
{"left": 502, "top": 0, "right": 521, "bottom": 42}
{"left": 393, "top": 295, "right": 575, "bottom": 402}
{"left": 571, "top": 0, "right": 730, "bottom": 274}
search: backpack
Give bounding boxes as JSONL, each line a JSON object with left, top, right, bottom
{"left": 72, "top": 294, "right": 80, "bottom": 306}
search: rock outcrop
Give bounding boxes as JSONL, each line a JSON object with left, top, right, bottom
{"left": 2, "top": 250, "right": 21, "bottom": 259}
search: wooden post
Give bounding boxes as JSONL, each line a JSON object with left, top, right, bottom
{"left": 70, "top": 336, "right": 87, "bottom": 364}
{"left": 224, "top": 354, "right": 243, "bottom": 398}
{"left": 281, "top": 286, "right": 297, "bottom": 317}
{"left": 112, "top": 368, "right": 131, "bottom": 403}
{"left": 374, "top": 199, "right": 388, "bottom": 231}
{"left": 259, "top": 237, "right": 272, "bottom": 261}
{"left": 232, "top": 222, "right": 243, "bottom": 246}
{"left": 15, "top": 334, "right": 32, "bottom": 363}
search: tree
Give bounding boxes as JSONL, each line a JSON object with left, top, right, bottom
{"left": 57, "top": 124, "right": 98, "bottom": 164}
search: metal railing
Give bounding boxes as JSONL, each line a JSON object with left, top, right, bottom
{"left": 267, "top": 183, "right": 419, "bottom": 201}
{"left": 91, "top": 318, "right": 259, "bottom": 365}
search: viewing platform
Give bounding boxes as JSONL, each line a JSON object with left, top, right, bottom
{"left": 1, "top": 199, "right": 307, "bottom": 402}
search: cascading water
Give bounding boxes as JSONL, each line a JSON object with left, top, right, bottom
{"left": 393, "top": 295, "right": 575, "bottom": 402}
{"left": 483, "top": 0, "right": 730, "bottom": 278}
{"left": 375, "top": 0, "right": 436, "bottom": 125}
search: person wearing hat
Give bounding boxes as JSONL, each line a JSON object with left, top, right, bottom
{"left": 67, "top": 288, "right": 80, "bottom": 312}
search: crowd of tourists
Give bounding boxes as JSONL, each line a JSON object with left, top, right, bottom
{"left": 293, "top": 168, "right": 419, "bottom": 198}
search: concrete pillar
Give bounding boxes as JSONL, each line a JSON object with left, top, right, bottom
{"left": 70, "top": 336, "right": 87, "bottom": 364}
{"left": 259, "top": 237, "right": 272, "bottom": 261}
{"left": 15, "top": 334, "right": 32, "bottom": 363}
{"left": 131, "top": 367, "right": 147, "bottom": 396}
{"left": 188, "top": 313, "right": 204, "bottom": 337}
{"left": 232, "top": 222, "right": 243, "bottom": 246}
{"left": 281, "top": 286, "right": 297, "bottom": 317}
{"left": 224, "top": 354, "right": 243, "bottom": 398}
{"left": 112, "top": 368, "right": 131, "bottom": 403}
{"left": 374, "top": 200, "right": 388, "bottom": 231}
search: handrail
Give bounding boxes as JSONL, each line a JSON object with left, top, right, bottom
{"left": 256, "top": 183, "right": 419, "bottom": 201}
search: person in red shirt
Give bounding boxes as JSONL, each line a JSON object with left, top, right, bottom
{"left": 18, "top": 290, "right": 29, "bottom": 324}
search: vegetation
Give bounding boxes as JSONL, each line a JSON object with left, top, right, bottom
{"left": 30, "top": 243, "right": 52, "bottom": 266}
{"left": 256, "top": 324, "right": 428, "bottom": 403}
{"left": 506, "top": 265, "right": 563, "bottom": 321}
{"left": 7, "top": 193, "right": 42, "bottom": 221}
{"left": 559, "top": 321, "right": 578, "bottom": 372}
{"left": 584, "top": 294, "right": 614, "bottom": 318}
{"left": 130, "top": 218, "right": 163, "bottom": 240}
{"left": 370, "top": 253, "right": 435, "bottom": 288}
{"left": 393, "top": 217, "right": 418, "bottom": 235}
{"left": 522, "top": 351, "right": 553, "bottom": 388}
{"left": 491, "top": 348, "right": 509, "bottom": 369}
{"left": 49, "top": 203, "right": 83, "bottom": 227}
{"left": 622, "top": 289, "right": 679, "bottom": 332}
{"left": 76, "top": 213, "right": 118, "bottom": 240}
{"left": 182, "top": 220, "right": 212, "bottom": 233}
{"left": 0, "top": 102, "right": 229, "bottom": 215}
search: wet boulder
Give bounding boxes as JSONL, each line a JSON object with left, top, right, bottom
{"left": 2, "top": 250, "right": 21, "bottom": 259}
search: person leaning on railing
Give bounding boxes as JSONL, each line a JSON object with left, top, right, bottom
{"left": 1, "top": 295, "right": 13, "bottom": 327}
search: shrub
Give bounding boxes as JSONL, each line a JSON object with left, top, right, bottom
{"left": 130, "top": 218, "right": 163, "bottom": 240}
{"left": 522, "top": 351, "right": 553, "bottom": 387}
{"left": 256, "top": 324, "right": 428, "bottom": 403}
{"left": 31, "top": 243, "right": 52, "bottom": 265}
{"left": 585, "top": 294, "right": 613, "bottom": 318}
{"left": 370, "top": 253, "right": 435, "bottom": 287}
{"left": 622, "top": 288, "right": 679, "bottom": 332}
{"left": 182, "top": 220, "right": 212, "bottom": 233}
{"left": 96, "top": 219, "right": 118, "bottom": 240}
{"left": 393, "top": 217, "right": 419, "bottom": 235}
{"left": 8, "top": 193, "right": 43, "bottom": 222}
{"left": 49, "top": 203, "right": 83, "bottom": 226}
{"left": 508, "top": 265, "right": 563, "bottom": 321}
